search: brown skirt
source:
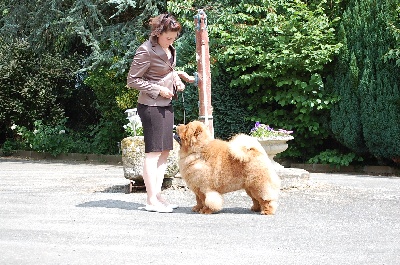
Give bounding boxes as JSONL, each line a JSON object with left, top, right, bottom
{"left": 137, "top": 103, "right": 174, "bottom": 153}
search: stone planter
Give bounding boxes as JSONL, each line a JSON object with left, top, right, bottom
{"left": 257, "top": 136, "right": 294, "bottom": 169}
{"left": 121, "top": 136, "right": 180, "bottom": 192}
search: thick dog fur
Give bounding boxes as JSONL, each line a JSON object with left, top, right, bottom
{"left": 175, "top": 121, "right": 281, "bottom": 215}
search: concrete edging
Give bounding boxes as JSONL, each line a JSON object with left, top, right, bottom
{"left": 291, "top": 163, "right": 399, "bottom": 176}
{"left": 0, "top": 149, "right": 122, "bottom": 165}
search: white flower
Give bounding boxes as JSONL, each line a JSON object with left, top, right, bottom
{"left": 124, "top": 108, "right": 143, "bottom": 136}
{"left": 125, "top": 108, "right": 138, "bottom": 117}
{"left": 128, "top": 115, "right": 142, "bottom": 126}
{"left": 33, "top": 129, "right": 39, "bottom": 134}
{"left": 59, "top": 130, "right": 65, "bottom": 134}
{"left": 11, "top": 124, "right": 17, "bottom": 130}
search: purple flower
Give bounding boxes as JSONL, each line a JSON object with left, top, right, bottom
{"left": 250, "top": 122, "right": 294, "bottom": 138}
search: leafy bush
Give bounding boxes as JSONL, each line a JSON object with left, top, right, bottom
{"left": 169, "top": 0, "right": 342, "bottom": 158}
{"left": 0, "top": 39, "right": 79, "bottom": 145}
{"left": 9, "top": 119, "right": 84, "bottom": 156}
{"left": 307, "top": 149, "right": 364, "bottom": 168}
{"left": 3, "top": 118, "right": 123, "bottom": 156}
{"left": 1, "top": 140, "right": 25, "bottom": 156}
{"left": 84, "top": 65, "right": 138, "bottom": 154}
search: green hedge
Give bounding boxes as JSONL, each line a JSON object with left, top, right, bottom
{"left": 327, "top": 0, "right": 400, "bottom": 160}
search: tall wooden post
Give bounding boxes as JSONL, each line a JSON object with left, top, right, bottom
{"left": 194, "top": 9, "right": 214, "bottom": 138}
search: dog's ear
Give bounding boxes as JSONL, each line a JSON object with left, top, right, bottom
{"left": 185, "top": 123, "right": 202, "bottom": 147}
{"left": 194, "top": 124, "right": 203, "bottom": 138}
{"left": 188, "top": 123, "right": 205, "bottom": 146}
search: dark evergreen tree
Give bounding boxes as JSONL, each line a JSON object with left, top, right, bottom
{"left": 328, "top": 0, "right": 400, "bottom": 160}
{"left": 0, "top": 0, "right": 166, "bottom": 153}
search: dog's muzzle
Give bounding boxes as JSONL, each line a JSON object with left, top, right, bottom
{"left": 173, "top": 133, "right": 181, "bottom": 146}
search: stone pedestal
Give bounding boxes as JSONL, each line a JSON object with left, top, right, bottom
{"left": 257, "top": 137, "right": 310, "bottom": 189}
{"left": 121, "top": 136, "right": 180, "bottom": 192}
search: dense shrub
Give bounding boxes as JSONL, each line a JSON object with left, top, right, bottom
{"left": 327, "top": 0, "right": 400, "bottom": 161}
{"left": 0, "top": 0, "right": 164, "bottom": 155}
{"left": 169, "top": 0, "right": 342, "bottom": 159}
{"left": 0, "top": 39, "right": 79, "bottom": 144}
{"left": 84, "top": 65, "right": 139, "bottom": 154}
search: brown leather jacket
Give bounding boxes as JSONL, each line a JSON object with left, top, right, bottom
{"left": 127, "top": 36, "right": 183, "bottom": 106}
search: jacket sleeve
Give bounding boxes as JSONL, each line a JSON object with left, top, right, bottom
{"left": 126, "top": 45, "right": 164, "bottom": 100}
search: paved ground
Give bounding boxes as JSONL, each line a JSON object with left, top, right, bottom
{"left": 0, "top": 157, "right": 399, "bottom": 265}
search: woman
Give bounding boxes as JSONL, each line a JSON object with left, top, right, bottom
{"left": 127, "top": 13, "right": 194, "bottom": 213}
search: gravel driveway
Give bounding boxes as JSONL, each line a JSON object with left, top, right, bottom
{"left": 0, "top": 157, "right": 399, "bottom": 265}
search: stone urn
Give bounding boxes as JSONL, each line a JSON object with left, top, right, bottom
{"left": 257, "top": 136, "right": 294, "bottom": 169}
{"left": 121, "top": 136, "right": 180, "bottom": 192}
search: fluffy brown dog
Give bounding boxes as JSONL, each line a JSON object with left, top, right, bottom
{"left": 174, "top": 121, "right": 281, "bottom": 215}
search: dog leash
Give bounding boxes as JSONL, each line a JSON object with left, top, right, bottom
{"left": 175, "top": 88, "right": 186, "bottom": 124}
{"left": 182, "top": 91, "right": 186, "bottom": 124}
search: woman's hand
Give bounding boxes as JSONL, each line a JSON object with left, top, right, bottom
{"left": 176, "top": 82, "right": 185, "bottom": 92}
{"left": 159, "top": 86, "right": 174, "bottom": 99}
{"left": 176, "top": 71, "right": 195, "bottom": 83}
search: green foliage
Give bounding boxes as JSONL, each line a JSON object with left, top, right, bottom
{"left": 0, "top": 39, "right": 79, "bottom": 144}
{"left": 0, "top": 0, "right": 166, "bottom": 72}
{"left": 1, "top": 140, "right": 25, "bottom": 156}
{"left": 10, "top": 119, "right": 93, "bottom": 156}
{"left": 84, "top": 65, "right": 139, "bottom": 154}
{"left": 0, "top": 0, "right": 164, "bottom": 155}
{"left": 307, "top": 149, "right": 363, "bottom": 168}
{"left": 17, "top": 119, "right": 72, "bottom": 156}
{"left": 328, "top": 0, "right": 400, "bottom": 160}
{"left": 7, "top": 0, "right": 394, "bottom": 165}
{"left": 384, "top": 3, "right": 400, "bottom": 66}
{"left": 211, "top": 72, "right": 254, "bottom": 139}
{"left": 123, "top": 124, "right": 144, "bottom": 137}
{"left": 169, "top": 0, "right": 342, "bottom": 157}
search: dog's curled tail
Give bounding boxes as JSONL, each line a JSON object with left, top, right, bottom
{"left": 228, "top": 134, "right": 267, "bottom": 162}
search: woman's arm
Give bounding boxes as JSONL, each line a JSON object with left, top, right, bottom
{"left": 174, "top": 71, "right": 195, "bottom": 92}
{"left": 127, "top": 45, "right": 168, "bottom": 99}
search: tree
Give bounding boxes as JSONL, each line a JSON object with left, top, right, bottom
{"left": 169, "top": 0, "right": 342, "bottom": 159}
{"left": 0, "top": 39, "right": 79, "bottom": 143}
{"left": 327, "top": 0, "right": 400, "bottom": 161}
{"left": 0, "top": 0, "right": 166, "bottom": 153}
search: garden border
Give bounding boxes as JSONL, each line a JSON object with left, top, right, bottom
{"left": 1, "top": 149, "right": 398, "bottom": 176}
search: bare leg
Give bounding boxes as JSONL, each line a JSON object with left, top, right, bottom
{"left": 142, "top": 152, "right": 162, "bottom": 205}
{"left": 155, "top": 150, "right": 170, "bottom": 203}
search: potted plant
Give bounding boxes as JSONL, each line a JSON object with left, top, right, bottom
{"left": 250, "top": 122, "right": 294, "bottom": 169}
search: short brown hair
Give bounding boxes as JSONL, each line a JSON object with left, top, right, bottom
{"left": 149, "top": 13, "right": 181, "bottom": 36}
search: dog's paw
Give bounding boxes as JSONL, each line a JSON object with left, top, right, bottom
{"left": 199, "top": 207, "right": 214, "bottom": 214}
{"left": 192, "top": 205, "right": 202, "bottom": 212}
{"left": 260, "top": 209, "right": 275, "bottom": 215}
{"left": 251, "top": 205, "right": 261, "bottom": 212}
{"left": 260, "top": 201, "right": 278, "bottom": 215}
